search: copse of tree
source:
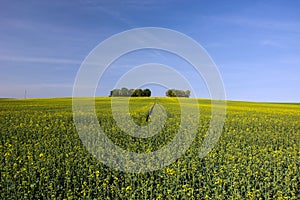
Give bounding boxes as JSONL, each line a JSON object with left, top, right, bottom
{"left": 130, "top": 89, "right": 142, "bottom": 97}
{"left": 165, "top": 89, "right": 190, "bottom": 97}
{"left": 142, "top": 88, "right": 151, "bottom": 97}
{"left": 109, "top": 88, "right": 151, "bottom": 97}
{"left": 131, "top": 88, "right": 151, "bottom": 97}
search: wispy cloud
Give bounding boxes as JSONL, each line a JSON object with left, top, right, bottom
{"left": 209, "top": 16, "right": 300, "bottom": 32}
{"left": 260, "top": 39, "right": 282, "bottom": 48}
{"left": 0, "top": 55, "right": 81, "bottom": 64}
{"left": 0, "top": 18, "right": 36, "bottom": 31}
{"left": 0, "top": 83, "right": 73, "bottom": 98}
{"left": 29, "top": 83, "right": 73, "bottom": 88}
{"left": 84, "top": 2, "right": 172, "bottom": 67}
{"left": 83, "top": 0, "right": 168, "bottom": 11}
{"left": 278, "top": 56, "right": 300, "bottom": 66}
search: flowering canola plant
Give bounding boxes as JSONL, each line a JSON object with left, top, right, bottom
{"left": 1, "top": 98, "right": 299, "bottom": 199}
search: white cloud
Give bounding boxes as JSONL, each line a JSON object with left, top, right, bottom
{"left": 260, "top": 39, "right": 282, "bottom": 47}
{"left": 0, "top": 55, "right": 81, "bottom": 64}
{"left": 209, "top": 16, "right": 300, "bottom": 32}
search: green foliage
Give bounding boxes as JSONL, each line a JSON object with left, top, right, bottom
{"left": 1, "top": 98, "right": 299, "bottom": 199}
{"left": 110, "top": 88, "right": 151, "bottom": 97}
{"left": 166, "top": 89, "right": 190, "bottom": 97}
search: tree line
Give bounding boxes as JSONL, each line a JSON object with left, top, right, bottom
{"left": 165, "top": 89, "right": 190, "bottom": 97}
{"left": 109, "top": 88, "right": 190, "bottom": 97}
{"left": 109, "top": 88, "right": 151, "bottom": 97}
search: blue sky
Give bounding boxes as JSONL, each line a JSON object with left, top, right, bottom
{"left": 0, "top": 0, "right": 300, "bottom": 102}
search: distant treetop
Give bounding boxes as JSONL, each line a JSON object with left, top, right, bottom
{"left": 109, "top": 88, "right": 151, "bottom": 97}
{"left": 109, "top": 88, "right": 190, "bottom": 97}
{"left": 165, "top": 89, "right": 190, "bottom": 98}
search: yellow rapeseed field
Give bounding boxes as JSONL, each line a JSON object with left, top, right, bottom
{"left": 1, "top": 97, "right": 299, "bottom": 199}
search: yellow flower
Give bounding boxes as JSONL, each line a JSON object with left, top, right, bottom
{"left": 126, "top": 186, "right": 132, "bottom": 191}
{"left": 214, "top": 178, "right": 223, "bottom": 185}
{"left": 166, "top": 167, "right": 175, "bottom": 175}
{"left": 95, "top": 170, "right": 100, "bottom": 177}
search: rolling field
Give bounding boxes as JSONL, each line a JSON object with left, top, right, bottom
{"left": 1, "top": 97, "right": 299, "bottom": 199}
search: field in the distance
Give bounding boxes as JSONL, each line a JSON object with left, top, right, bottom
{"left": 1, "top": 97, "right": 299, "bottom": 199}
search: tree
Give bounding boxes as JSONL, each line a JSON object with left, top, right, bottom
{"left": 110, "top": 89, "right": 121, "bottom": 96}
{"left": 165, "top": 89, "right": 190, "bottom": 97}
{"left": 131, "top": 89, "right": 143, "bottom": 97}
{"left": 185, "top": 90, "right": 191, "bottom": 98}
{"left": 166, "top": 89, "right": 176, "bottom": 97}
{"left": 128, "top": 89, "right": 135, "bottom": 96}
{"left": 110, "top": 88, "right": 152, "bottom": 97}
{"left": 142, "top": 88, "right": 151, "bottom": 97}
{"left": 120, "top": 87, "right": 129, "bottom": 96}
